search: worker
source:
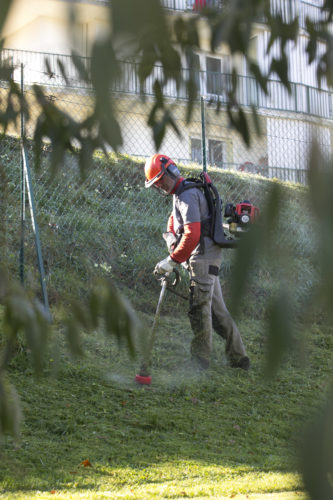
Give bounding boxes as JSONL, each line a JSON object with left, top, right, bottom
{"left": 144, "top": 154, "right": 250, "bottom": 371}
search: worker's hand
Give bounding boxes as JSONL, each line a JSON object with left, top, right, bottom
{"left": 162, "top": 232, "right": 177, "bottom": 253}
{"left": 154, "top": 256, "right": 175, "bottom": 275}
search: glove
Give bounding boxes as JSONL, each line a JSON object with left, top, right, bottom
{"left": 162, "top": 232, "right": 177, "bottom": 253}
{"left": 154, "top": 256, "right": 175, "bottom": 275}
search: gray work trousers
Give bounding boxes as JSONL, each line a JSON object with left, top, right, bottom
{"left": 188, "top": 258, "right": 247, "bottom": 367}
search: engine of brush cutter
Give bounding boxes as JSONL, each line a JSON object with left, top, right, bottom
{"left": 224, "top": 200, "right": 259, "bottom": 235}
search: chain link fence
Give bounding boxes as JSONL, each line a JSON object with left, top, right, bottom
{"left": 0, "top": 48, "right": 326, "bottom": 313}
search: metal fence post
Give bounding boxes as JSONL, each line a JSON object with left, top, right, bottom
{"left": 20, "top": 63, "right": 25, "bottom": 285}
{"left": 21, "top": 142, "right": 51, "bottom": 320}
{"left": 200, "top": 96, "right": 207, "bottom": 172}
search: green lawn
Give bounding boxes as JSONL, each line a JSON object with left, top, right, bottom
{"left": 1, "top": 309, "right": 332, "bottom": 499}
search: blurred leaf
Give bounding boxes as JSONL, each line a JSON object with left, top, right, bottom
{"left": 65, "top": 316, "right": 83, "bottom": 357}
{"left": 79, "top": 138, "right": 94, "bottom": 180}
{"left": 0, "top": 63, "right": 13, "bottom": 81}
{"left": 89, "top": 289, "right": 100, "bottom": 329}
{"left": 33, "top": 84, "right": 76, "bottom": 172}
{"left": 90, "top": 36, "right": 123, "bottom": 153}
{"left": 0, "top": 267, "right": 9, "bottom": 300}
{"left": 0, "top": 0, "right": 12, "bottom": 35}
{"left": 249, "top": 62, "right": 268, "bottom": 95}
{"left": 148, "top": 105, "right": 181, "bottom": 151}
{"left": 174, "top": 17, "right": 200, "bottom": 49}
{"left": 185, "top": 77, "right": 198, "bottom": 124}
{"left": 147, "top": 82, "right": 181, "bottom": 150}
{"left": 4, "top": 288, "right": 50, "bottom": 374}
{"left": 71, "top": 300, "right": 91, "bottom": 331}
{"left": 97, "top": 110, "right": 123, "bottom": 153}
{"left": 267, "top": 13, "right": 299, "bottom": 53}
{"left": 307, "top": 140, "right": 330, "bottom": 217}
{"left": 57, "top": 58, "right": 70, "bottom": 85}
{"left": 301, "top": 388, "right": 333, "bottom": 500}
{"left": 317, "top": 35, "right": 333, "bottom": 88}
{"left": 91, "top": 35, "right": 118, "bottom": 98}
{"left": 32, "top": 82, "right": 121, "bottom": 176}
{"left": 227, "top": 104, "right": 250, "bottom": 147}
{"left": 154, "top": 79, "right": 164, "bottom": 108}
{"left": 230, "top": 183, "right": 282, "bottom": 317}
{"left": 161, "top": 47, "right": 182, "bottom": 87}
{"left": 229, "top": 219, "right": 261, "bottom": 318}
{"left": 71, "top": 51, "right": 90, "bottom": 84}
{"left": 138, "top": 49, "right": 157, "bottom": 85}
{"left": 308, "top": 141, "right": 333, "bottom": 318}
{"left": 112, "top": 0, "right": 165, "bottom": 39}
{"left": 101, "top": 279, "right": 139, "bottom": 357}
{"left": 251, "top": 104, "right": 261, "bottom": 137}
{"left": 44, "top": 58, "right": 56, "bottom": 81}
{"left": 305, "top": 19, "right": 318, "bottom": 64}
{"left": 269, "top": 54, "right": 291, "bottom": 93}
{"left": 0, "top": 81, "right": 29, "bottom": 134}
{"left": 0, "top": 167, "right": 8, "bottom": 253}
{"left": 0, "top": 377, "right": 22, "bottom": 439}
{"left": 265, "top": 288, "right": 294, "bottom": 376}
{"left": 112, "top": 0, "right": 178, "bottom": 89}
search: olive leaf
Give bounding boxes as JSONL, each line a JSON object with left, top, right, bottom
{"left": 0, "top": 377, "right": 22, "bottom": 439}
{"left": 301, "top": 388, "right": 333, "bottom": 500}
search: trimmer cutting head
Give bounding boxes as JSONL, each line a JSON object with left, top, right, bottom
{"left": 135, "top": 374, "right": 152, "bottom": 385}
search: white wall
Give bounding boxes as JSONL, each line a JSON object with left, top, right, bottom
{"left": 2, "top": 0, "right": 109, "bottom": 57}
{"left": 267, "top": 117, "right": 332, "bottom": 172}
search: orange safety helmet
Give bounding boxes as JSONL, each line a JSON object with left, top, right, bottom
{"left": 144, "top": 154, "right": 178, "bottom": 188}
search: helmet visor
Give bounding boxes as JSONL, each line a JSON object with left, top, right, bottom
{"left": 152, "top": 170, "right": 179, "bottom": 195}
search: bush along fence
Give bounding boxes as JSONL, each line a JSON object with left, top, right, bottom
{"left": 0, "top": 51, "right": 323, "bottom": 313}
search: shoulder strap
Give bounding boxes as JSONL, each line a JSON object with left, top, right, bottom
{"left": 176, "top": 178, "right": 204, "bottom": 196}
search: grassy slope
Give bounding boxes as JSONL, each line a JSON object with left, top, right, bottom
{"left": 1, "top": 149, "right": 333, "bottom": 499}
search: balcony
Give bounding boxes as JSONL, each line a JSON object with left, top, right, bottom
{"left": 163, "top": 0, "right": 332, "bottom": 31}
{"left": 162, "top": 0, "right": 221, "bottom": 10}
{"left": 1, "top": 48, "right": 332, "bottom": 120}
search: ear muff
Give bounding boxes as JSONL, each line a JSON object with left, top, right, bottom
{"left": 166, "top": 164, "right": 180, "bottom": 179}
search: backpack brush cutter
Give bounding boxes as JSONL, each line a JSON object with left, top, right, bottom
{"left": 223, "top": 200, "right": 260, "bottom": 236}
{"left": 135, "top": 269, "right": 180, "bottom": 385}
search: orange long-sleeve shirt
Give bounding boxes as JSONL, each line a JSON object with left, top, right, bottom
{"left": 167, "top": 213, "right": 201, "bottom": 264}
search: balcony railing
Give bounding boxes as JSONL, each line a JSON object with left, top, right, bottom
{"left": 163, "top": 0, "right": 332, "bottom": 31}
{"left": 1, "top": 48, "right": 332, "bottom": 120}
{"left": 162, "top": 0, "right": 222, "bottom": 10}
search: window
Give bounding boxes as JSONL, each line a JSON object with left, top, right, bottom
{"left": 206, "top": 56, "right": 230, "bottom": 97}
{"left": 208, "top": 139, "right": 224, "bottom": 168}
{"left": 191, "top": 137, "right": 224, "bottom": 168}
{"left": 191, "top": 138, "right": 202, "bottom": 164}
{"left": 206, "top": 57, "right": 222, "bottom": 94}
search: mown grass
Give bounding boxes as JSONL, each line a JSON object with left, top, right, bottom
{"left": 1, "top": 306, "right": 332, "bottom": 499}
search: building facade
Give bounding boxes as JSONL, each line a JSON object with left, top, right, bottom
{"left": 1, "top": 0, "right": 332, "bottom": 184}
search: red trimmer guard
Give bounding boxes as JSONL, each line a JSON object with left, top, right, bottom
{"left": 135, "top": 374, "right": 152, "bottom": 385}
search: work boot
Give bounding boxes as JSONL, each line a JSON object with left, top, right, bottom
{"left": 230, "top": 356, "right": 250, "bottom": 371}
{"left": 191, "top": 355, "right": 210, "bottom": 371}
